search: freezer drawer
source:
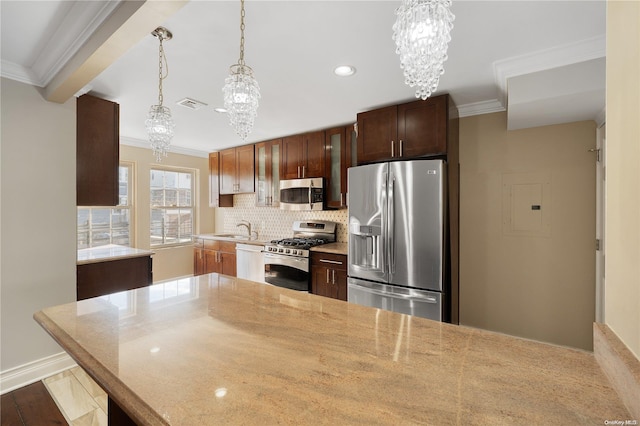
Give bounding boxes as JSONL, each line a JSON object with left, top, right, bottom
{"left": 347, "top": 278, "right": 442, "bottom": 322}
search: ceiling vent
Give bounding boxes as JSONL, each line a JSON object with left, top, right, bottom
{"left": 176, "top": 97, "right": 208, "bottom": 110}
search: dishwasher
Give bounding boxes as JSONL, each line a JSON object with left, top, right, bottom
{"left": 236, "top": 243, "right": 266, "bottom": 283}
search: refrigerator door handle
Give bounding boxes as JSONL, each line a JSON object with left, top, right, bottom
{"left": 381, "top": 171, "right": 388, "bottom": 276}
{"left": 388, "top": 172, "right": 395, "bottom": 274}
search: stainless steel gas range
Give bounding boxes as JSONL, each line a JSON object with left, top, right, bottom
{"left": 264, "top": 220, "right": 337, "bottom": 292}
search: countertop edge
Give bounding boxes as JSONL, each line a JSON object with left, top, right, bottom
{"left": 194, "top": 235, "right": 266, "bottom": 246}
{"left": 77, "top": 251, "right": 154, "bottom": 265}
{"left": 310, "top": 242, "right": 348, "bottom": 256}
{"left": 33, "top": 310, "right": 168, "bottom": 426}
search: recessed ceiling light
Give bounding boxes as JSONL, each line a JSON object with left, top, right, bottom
{"left": 334, "top": 65, "right": 356, "bottom": 77}
{"left": 214, "top": 107, "right": 228, "bottom": 113}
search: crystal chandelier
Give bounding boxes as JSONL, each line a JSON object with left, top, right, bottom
{"left": 145, "top": 27, "right": 175, "bottom": 162}
{"left": 223, "top": 0, "right": 260, "bottom": 142}
{"left": 392, "top": 0, "right": 455, "bottom": 100}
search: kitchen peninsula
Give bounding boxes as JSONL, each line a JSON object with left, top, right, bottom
{"left": 34, "top": 275, "right": 628, "bottom": 424}
{"left": 77, "top": 244, "right": 153, "bottom": 301}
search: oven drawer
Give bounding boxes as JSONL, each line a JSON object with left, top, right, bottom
{"left": 310, "top": 252, "right": 346, "bottom": 270}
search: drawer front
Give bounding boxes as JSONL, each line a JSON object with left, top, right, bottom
{"left": 311, "top": 252, "right": 347, "bottom": 270}
{"left": 219, "top": 241, "right": 236, "bottom": 253}
{"left": 203, "top": 239, "right": 220, "bottom": 250}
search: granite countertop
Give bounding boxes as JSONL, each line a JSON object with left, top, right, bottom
{"left": 77, "top": 244, "right": 154, "bottom": 265}
{"left": 310, "top": 242, "right": 348, "bottom": 255}
{"left": 34, "top": 275, "right": 628, "bottom": 425}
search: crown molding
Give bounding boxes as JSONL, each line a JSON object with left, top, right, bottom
{"left": 0, "top": 60, "right": 37, "bottom": 85}
{"left": 0, "top": 1, "right": 121, "bottom": 87}
{"left": 493, "top": 35, "right": 606, "bottom": 107}
{"left": 458, "top": 99, "right": 505, "bottom": 118}
{"left": 120, "top": 136, "right": 210, "bottom": 159}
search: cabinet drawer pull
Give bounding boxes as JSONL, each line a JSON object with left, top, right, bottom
{"left": 319, "top": 259, "right": 343, "bottom": 265}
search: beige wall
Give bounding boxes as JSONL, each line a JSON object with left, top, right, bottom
{"left": 119, "top": 145, "right": 215, "bottom": 282}
{"left": 605, "top": 1, "right": 640, "bottom": 359}
{"left": 459, "top": 112, "right": 596, "bottom": 350}
{"left": 1, "top": 78, "right": 77, "bottom": 371}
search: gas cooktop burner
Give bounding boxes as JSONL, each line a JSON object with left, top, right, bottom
{"left": 264, "top": 220, "right": 337, "bottom": 258}
{"left": 269, "top": 237, "right": 328, "bottom": 250}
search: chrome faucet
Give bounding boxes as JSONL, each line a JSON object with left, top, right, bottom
{"left": 236, "top": 220, "right": 254, "bottom": 239}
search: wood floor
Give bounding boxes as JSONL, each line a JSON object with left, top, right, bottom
{"left": 1, "top": 381, "right": 67, "bottom": 425}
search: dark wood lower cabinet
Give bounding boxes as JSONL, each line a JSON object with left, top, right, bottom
{"left": 310, "top": 252, "right": 347, "bottom": 301}
{"left": 77, "top": 256, "right": 153, "bottom": 301}
{"left": 108, "top": 396, "right": 137, "bottom": 426}
{"left": 193, "top": 240, "right": 236, "bottom": 277}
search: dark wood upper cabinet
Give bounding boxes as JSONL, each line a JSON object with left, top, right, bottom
{"left": 209, "top": 152, "right": 233, "bottom": 207}
{"left": 324, "top": 126, "right": 353, "bottom": 209}
{"left": 76, "top": 94, "right": 119, "bottom": 206}
{"left": 397, "top": 97, "right": 448, "bottom": 157}
{"left": 282, "top": 134, "right": 304, "bottom": 179}
{"left": 356, "top": 94, "right": 453, "bottom": 164}
{"left": 356, "top": 105, "right": 397, "bottom": 164}
{"left": 255, "top": 138, "right": 282, "bottom": 207}
{"left": 303, "top": 131, "right": 325, "bottom": 178}
{"left": 237, "top": 144, "right": 256, "bottom": 192}
{"left": 282, "top": 131, "right": 325, "bottom": 179}
{"left": 219, "top": 145, "right": 255, "bottom": 194}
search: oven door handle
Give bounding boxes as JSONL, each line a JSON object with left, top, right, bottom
{"left": 264, "top": 252, "right": 309, "bottom": 272}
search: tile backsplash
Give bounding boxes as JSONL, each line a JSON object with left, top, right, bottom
{"left": 219, "top": 194, "right": 348, "bottom": 242}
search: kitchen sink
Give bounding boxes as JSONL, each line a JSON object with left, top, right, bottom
{"left": 213, "top": 234, "right": 251, "bottom": 240}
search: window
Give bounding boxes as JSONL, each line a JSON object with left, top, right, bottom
{"left": 77, "top": 163, "right": 134, "bottom": 249}
{"left": 150, "top": 167, "right": 196, "bottom": 247}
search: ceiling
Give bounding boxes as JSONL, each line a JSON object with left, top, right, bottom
{"left": 1, "top": 1, "right": 606, "bottom": 157}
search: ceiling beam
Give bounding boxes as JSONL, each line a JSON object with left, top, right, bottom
{"left": 44, "top": 0, "right": 188, "bottom": 104}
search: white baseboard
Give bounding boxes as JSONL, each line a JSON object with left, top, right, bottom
{"left": 0, "top": 352, "right": 77, "bottom": 394}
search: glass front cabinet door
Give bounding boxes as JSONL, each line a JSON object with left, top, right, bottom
{"left": 325, "top": 125, "right": 356, "bottom": 209}
{"left": 255, "top": 139, "right": 282, "bottom": 207}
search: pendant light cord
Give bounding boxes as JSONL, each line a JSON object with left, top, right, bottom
{"left": 238, "top": 0, "right": 246, "bottom": 66}
{"left": 157, "top": 35, "right": 169, "bottom": 106}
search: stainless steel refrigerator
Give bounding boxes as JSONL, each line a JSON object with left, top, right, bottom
{"left": 347, "top": 159, "right": 448, "bottom": 322}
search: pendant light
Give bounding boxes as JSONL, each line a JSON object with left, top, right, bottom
{"left": 145, "top": 27, "right": 175, "bottom": 162}
{"left": 223, "top": 0, "right": 261, "bottom": 142}
{"left": 392, "top": 0, "right": 455, "bottom": 100}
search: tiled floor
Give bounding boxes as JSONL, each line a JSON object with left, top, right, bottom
{"left": 43, "top": 367, "right": 107, "bottom": 426}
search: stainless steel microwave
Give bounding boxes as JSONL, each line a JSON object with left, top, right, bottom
{"left": 279, "top": 178, "right": 324, "bottom": 211}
